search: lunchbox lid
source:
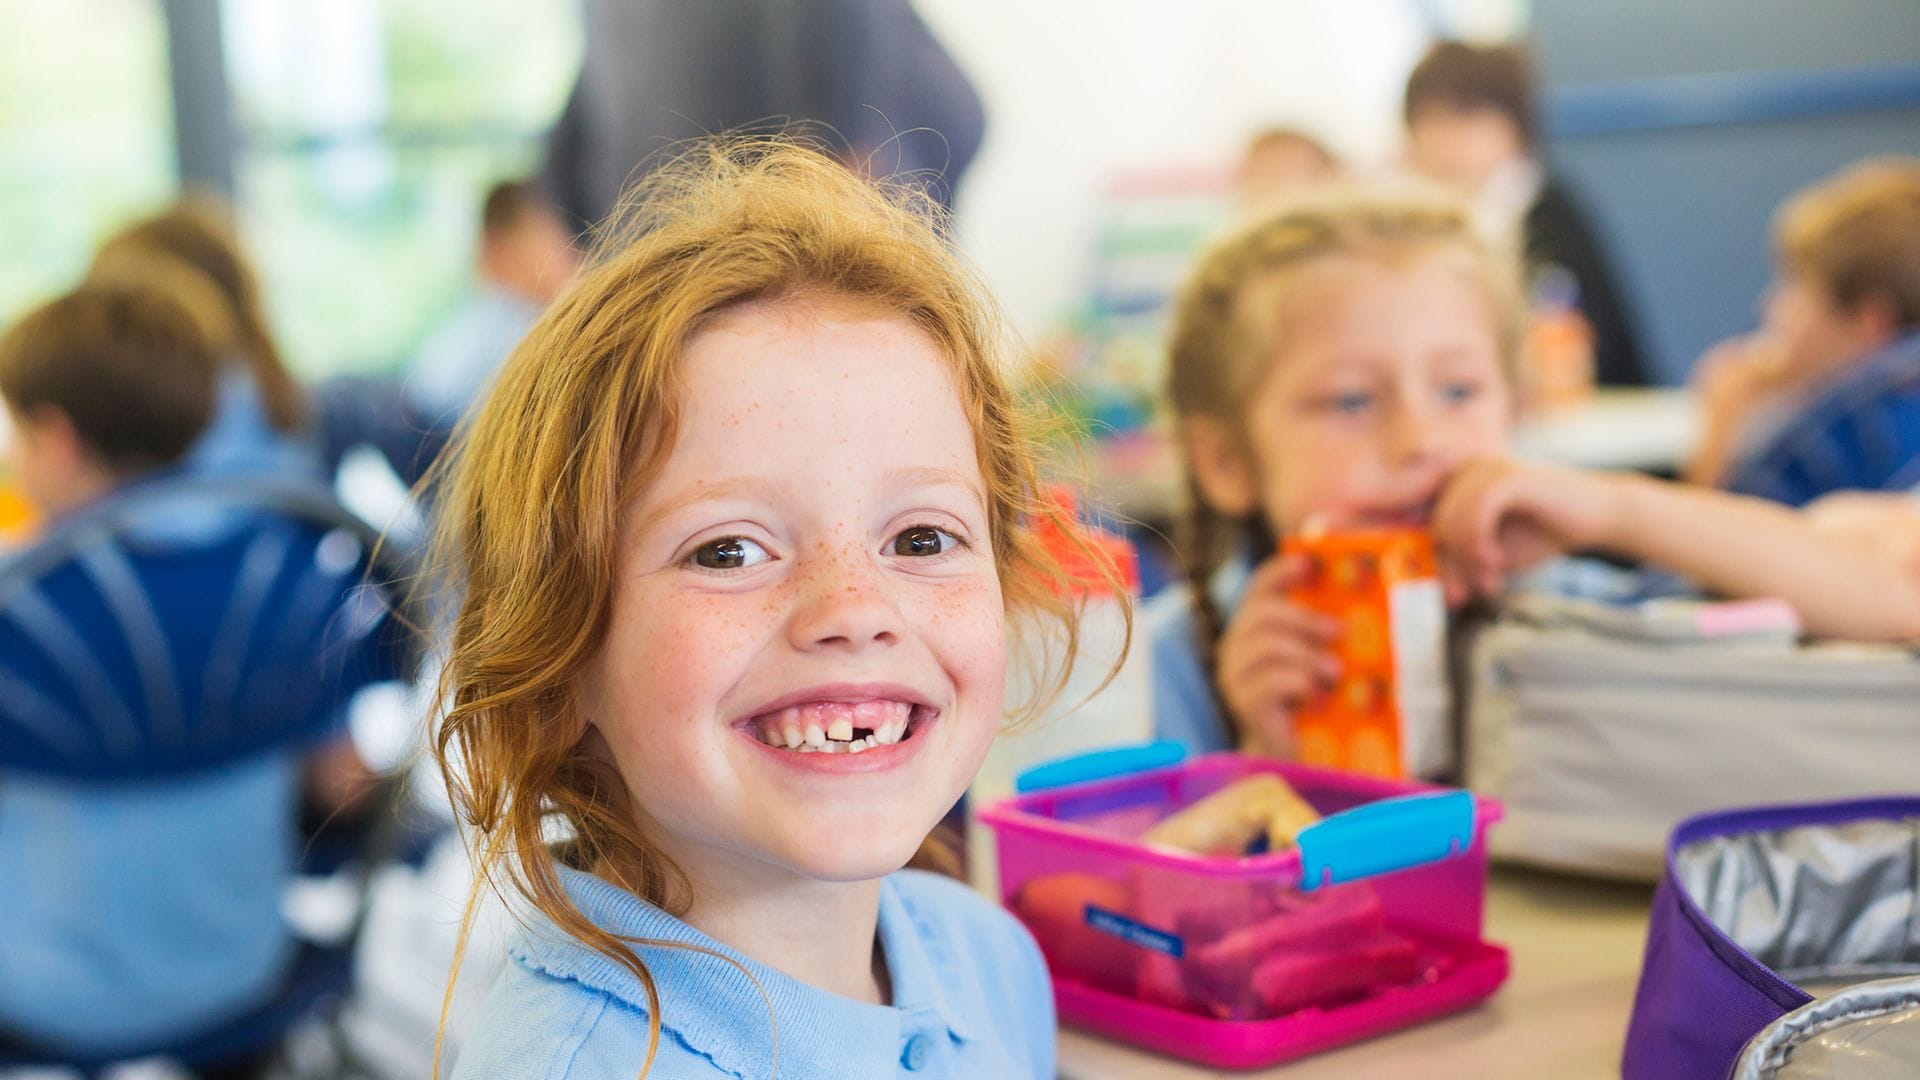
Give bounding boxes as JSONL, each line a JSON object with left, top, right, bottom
{"left": 978, "top": 751, "right": 1501, "bottom": 886}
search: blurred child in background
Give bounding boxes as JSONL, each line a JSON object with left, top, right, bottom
{"left": 1148, "top": 188, "right": 1920, "bottom": 758}
{"left": 0, "top": 278, "right": 253, "bottom": 1057}
{"left": 94, "top": 206, "right": 389, "bottom": 802}
{"left": 1687, "top": 157, "right": 1920, "bottom": 502}
{"left": 1237, "top": 126, "right": 1339, "bottom": 214}
{"left": 406, "top": 178, "right": 580, "bottom": 424}
{"left": 0, "top": 281, "right": 216, "bottom": 521}
{"left": 1404, "top": 40, "right": 1649, "bottom": 393}
{"left": 91, "top": 195, "right": 322, "bottom": 481}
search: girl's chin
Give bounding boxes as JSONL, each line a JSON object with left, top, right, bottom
{"left": 775, "top": 829, "right": 944, "bottom": 884}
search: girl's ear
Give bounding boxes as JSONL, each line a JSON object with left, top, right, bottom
{"left": 1844, "top": 290, "right": 1900, "bottom": 350}
{"left": 576, "top": 721, "right": 615, "bottom": 762}
{"left": 1183, "top": 417, "right": 1261, "bottom": 517}
{"left": 19, "top": 404, "right": 84, "bottom": 463}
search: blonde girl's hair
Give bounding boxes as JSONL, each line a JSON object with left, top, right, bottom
{"left": 428, "top": 137, "right": 1119, "bottom": 1076}
{"left": 84, "top": 245, "right": 241, "bottom": 363}
{"left": 1163, "top": 186, "right": 1523, "bottom": 741}
{"left": 92, "top": 193, "right": 308, "bottom": 432}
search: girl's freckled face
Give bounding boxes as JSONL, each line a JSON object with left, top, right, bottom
{"left": 578, "top": 300, "right": 1005, "bottom": 888}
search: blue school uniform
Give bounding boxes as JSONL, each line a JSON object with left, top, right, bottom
{"left": 0, "top": 758, "right": 298, "bottom": 1051}
{"left": 1147, "top": 553, "right": 1695, "bottom": 756}
{"left": 190, "top": 369, "right": 323, "bottom": 482}
{"left": 452, "top": 866, "right": 1055, "bottom": 1079}
{"left": 1724, "top": 332, "right": 1920, "bottom": 506}
{"left": 0, "top": 469, "right": 397, "bottom": 1052}
{"left": 405, "top": 284, "right": 541, "bottom": 425}
{"left": 1144, "top": 559, "right": 1249, "bottom": 756}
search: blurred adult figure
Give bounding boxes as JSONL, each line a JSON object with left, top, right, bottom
{"left": 542, "top": 0, "right": 985, "bottom": 228}
{"left": 1405, "top": 41, "right": 1651, "bottom": 389}
{"left": 407, "top": 179, "right": 580, "bottom": 424}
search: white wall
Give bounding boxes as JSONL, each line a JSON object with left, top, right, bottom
{"left": 916, "top": 0, "right": 1526, "bottom": 341}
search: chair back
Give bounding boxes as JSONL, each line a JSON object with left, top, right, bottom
{"left": 0, "top": 473, "right": 418, "bottom": 781}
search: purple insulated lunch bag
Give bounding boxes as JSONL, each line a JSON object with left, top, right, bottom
{"left": 1622, "top": 797, "right": 1920, "bottom": 1079}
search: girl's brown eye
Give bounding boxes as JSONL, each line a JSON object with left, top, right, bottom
{"left": 692, "top": 537, "right": 768, "bottom": 569}
{"left": 891, "top": 526, "right": 956, "bottom": 557}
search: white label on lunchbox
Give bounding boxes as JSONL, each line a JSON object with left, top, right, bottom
{"left": 1085, "top": 905, "right": 1184, "bottom": 956}
{"left": 1390, "top": 577, "right": 1452, "bottom": 778}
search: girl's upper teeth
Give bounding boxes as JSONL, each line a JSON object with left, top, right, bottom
{"left": 754, "top": 700, "right": 915, "bottom": 751}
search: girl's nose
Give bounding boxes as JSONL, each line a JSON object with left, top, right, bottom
{"left": 787, "top": 548, "right": 904, "bottom": 652}
{"left": 1387, "top": 400, "right": 1444, "bottom": 464}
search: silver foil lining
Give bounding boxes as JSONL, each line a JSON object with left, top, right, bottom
{"left": 1674, "top": 816, "right": 1920, "bottom": 985}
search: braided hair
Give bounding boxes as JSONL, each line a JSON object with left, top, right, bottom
{"left": 1163, "top": 187, "right": 1522, "bottom": 744}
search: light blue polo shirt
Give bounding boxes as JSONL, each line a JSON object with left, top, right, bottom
{"left": 451, "top": 866, "right": 1055, "bottom": 1079}
{"left": 1144, "top": 559, "right": 1249, "bottom": 757}
{"left": 0, "top": 755, "right": 298, "bottom": 1051}
{"left": 190, "top": 369, "right": 323, "bottom": 482}
{"left": 405, "top": 284, "right": 541, "bottom": 425}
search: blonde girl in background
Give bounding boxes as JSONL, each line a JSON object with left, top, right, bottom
{"left": 436, "top": 140, "right": 1107, "bottom": 1078}
{"left": 90, "top": 196, "right": 319, "bottom": 481}
{"left": 1147, "top": 188, "right": 1920, "bottom": 759}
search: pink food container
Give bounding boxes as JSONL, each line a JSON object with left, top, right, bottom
{"left": 976, "top": 751, "right": 1509, "bottom": 1070}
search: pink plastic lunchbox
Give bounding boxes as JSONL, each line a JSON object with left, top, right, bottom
{"left": 976, "top": 749, "right": 1509, "bottom": 1070}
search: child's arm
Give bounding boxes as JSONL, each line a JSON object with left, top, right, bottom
{"left": 305, "top": 735, "right": 381, "bottom": 817}
{"left": 1434, "top": 458, "right": 1920, "bottom": 642}
{"left": 1804, "top": 491, "right": 1920, "bottom": 583}
{"left": 1685, "top": 335, "right": 1791, "bottom": 487}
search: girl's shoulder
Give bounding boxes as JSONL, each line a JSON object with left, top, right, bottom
{"left": 1143, "top": 580, "right": 1204, "bottom": 657}
{"left": 1141, "top": 583, "right": 1235, "bottom": 756}
{"left": 449, "top": 951, "right": 668, "bottom": 1080}
{"left": 449, "top": 869, "right": 726, "bottom": 1079}
{"left": 1142, "top": 556, "right": 1254, "bottom": 663}
{"left": 454, "top": 870, "right": 1054, "bottom": 1079}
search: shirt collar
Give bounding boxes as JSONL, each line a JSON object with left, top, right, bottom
{"left": 876, "top": 870, "right": 979, "bottom": 1043}
{"left": 510, "top": 867, "right": 976, "bottom": 1077}
{"left": 1473, "top": 156, "right": 1544, "bottom": 245}
{"left": 1209, "top": 550, "right": 1255, "bottom": 618}
{"left": 478, "top": 279, "right": 544, "bottom": 319}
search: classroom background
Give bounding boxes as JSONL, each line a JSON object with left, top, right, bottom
{"left": 4, "top": 0, "right": 1920, "bottom": 1077}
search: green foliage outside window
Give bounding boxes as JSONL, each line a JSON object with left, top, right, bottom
{"left": 0, "top": 0, "right": 175, "bottom": 328}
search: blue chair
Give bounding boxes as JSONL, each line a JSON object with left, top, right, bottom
{"left": 310, "top": 373, "right": 456, "bottom": 490}
{"left": 0, "top": 473, "right": 421, "bottom": 1076}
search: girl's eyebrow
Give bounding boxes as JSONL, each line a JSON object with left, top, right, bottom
{"left": 640, "top": 475, "right": 788, "bottom": 525}
{"left": 639, "top": 467, "right": 985, "bottom": 525}
{"left": 890, "top": 465, "right": 987, "bottom": 504}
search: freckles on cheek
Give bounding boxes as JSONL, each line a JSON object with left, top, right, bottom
{"left": 611, "top": 594, "right": 740, "bottom": 695}
{"left": 934, "top": 578, "right": 1008, "bottom": 677}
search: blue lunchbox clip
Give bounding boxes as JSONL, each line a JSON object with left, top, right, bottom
{"left": 1014, "top": 740, "right": 1190, "bottom": 794}
{"left": 1295, "top": 788, "right": 1476, "bottom": 890}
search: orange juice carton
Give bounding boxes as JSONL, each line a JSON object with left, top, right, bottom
{"left": 1280, "top": 528, "right": 1450, "bottom": 779}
